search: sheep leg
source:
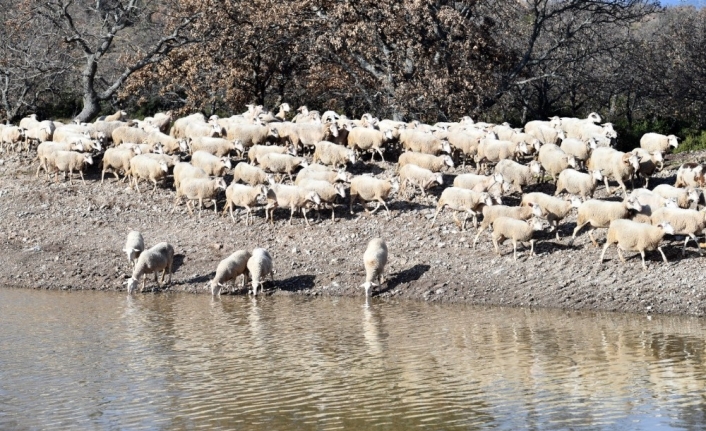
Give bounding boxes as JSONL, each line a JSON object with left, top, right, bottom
{"left": 570, "top": 222, "right": 588, "bottom": 244}
{"left": 349, "top": 194, "right": 357, "bottom": 215}
{"left": 79, "top": 170, "right": 85, "bottom": 186}
{"left": 141, "top": 274, "right": 147, "bottom": 293}
{"left": 617, "top": 247, "right": 627, "bottom": 263}
{"left": 68, "top": 169, "right": 74, "bottom": 186}
{"left": 603, "top": 177, "right": 612, "bottom": 194}
{"left": 513, "top": 239, "right": 518, "bottom": 260}
{"left": 529, "top": 239, "right": 536, "bottom": 258}
{"left": 376, "top": 148, "right": 385, "bottom": 162}
{"left": 658, "top": 246, "right": 669, "bottom": 263}
{"left": 380, "top": 200, "right": 391, "bottom": 218}
{"left": 639, "top": 250, "right": 647, "bottom": 270}
{"left": 588, "top": 229, "right": 598, "bottom": 247}
{"left": 185, "top": 200, "right": 195, "bottom": 216}
{"left": 212, "top": 199, "right": 218, "bottom": 216}
{"left": 599, "top": 242, "right": 611, "bottom": 264}
{"left": 430, "top": 205, "right": 443, "bottom": 227}
{"left": 302, "top": 208, "right": 311, "bottom": 226}
{"left": 331, "top": 205, "right": 336, "bottom": 222}
{"left": 473, "top": 229, "right": 483, "bottom": 249}
{"left": 289, "top": 206, "right": 295, "bottom": 225}
{"left": 101, "top": 170, "right": 106, "bottom": 184}
{"left": 133, "top": 177, "right": 141, "bottom": 194}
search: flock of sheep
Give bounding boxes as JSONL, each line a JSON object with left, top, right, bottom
{"left": 0, "top": 102, "right": 702, "bottom": 295}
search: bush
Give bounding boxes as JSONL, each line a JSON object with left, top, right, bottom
{"left": 674, "top": 131, "right": 706, "bottom": 154}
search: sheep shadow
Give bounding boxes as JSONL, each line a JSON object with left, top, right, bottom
{"left": 277, "top": 274, "right": 316, "bottom": 292}
{"left": 348, "top": 162, "right": 388, "bottom": 176}
{"left": 172, "top": 253, "right": 186, "bottom": 274}
{"left": 379, "top": 264, "right": 432, "bottom": 294}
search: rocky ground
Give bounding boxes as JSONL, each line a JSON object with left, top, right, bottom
{"left": 2, "top": 148, "right": 706, "bottom": 316}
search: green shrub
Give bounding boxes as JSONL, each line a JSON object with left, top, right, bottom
{"left": 674, "top": 131, "right": 706, "bottom": 154}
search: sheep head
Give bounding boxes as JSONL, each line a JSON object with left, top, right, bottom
{"left": 687, "top": 188, "right": 700, "bottom": 204}
{"left": 567, "top": 155, "right": 577, "bottom": 169}
{"left": 668, "top": 135, "right": 679, "bottom": 148}
{"left": 83, "top": 154, "right": 94, "bottom": 165}
{"left": 625, "top": 196, "right": 643, "bottom": 212}
{"left": 73, "top": 142, "right": 85, "bottom": 152}
{"left": 390, "top": 178, "right": 400, "bottom": 193}
{"left": 336, "top": 169, "right": 348, "bottom": 183}
{"left": 328, "top": 123, "right": 339, "bottom": 138}
{"left": 587, "top": 112, "right": 602, "bottom": 123}
{"left": 178, "top": 140, "right": 189, "bottom": 152}
{"left": 280, "top": 103, "right": 291, "bottom": 112}
{"left": 529, "top": 160, "right": 542, "bottom": 174}
{"left": 220, "top": 157, "right": 233, "bottom": 169}
{"left": 215, "top": 178, "right": 227, "bottom": 191}
{"left": 657, "top": 221, "right": 675, "bottom": 235}
{"left": 591, "top": 169, "right": 603, "bottom": 181}
{"left": 442, "top": 155, "right": 454, "bottom": 168}
{"left": 440, "top": 140, "right": 452, "bottom": 154}
{"left": 664, "top": 198, "right": 679, "bottom": 208}
{"left": 383, "top": 129, "right": 394, "bottom": 140}
{"left": 347, "top": 150, "right": 357, "bottom": 164}
{"left": 334, "top": 183, "right": 346, "bottom": 198}
{"left": 529, "top": 217, "right": 547, "bottom": 231}
{"left": 126, "top": 277, "right": 139, "bottom": 294}
{"left": 307, "top": 191, "right": 322, "bottom": 205}
{"left": 268, "top": 126, "right": 280, "bottom": 138}
{"left": 434, "top": 173, "right": 443, "bottom": 185}
{"left": 153, "top": 143, "right": 164, "bottom": 154}
{"left": 159, "top": 161, "right": 169, "bottom": 173}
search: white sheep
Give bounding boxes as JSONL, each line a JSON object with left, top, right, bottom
{"left": 491, "top": 217, "right": 547, "bottom": 260}
{"left": 24, "top": 121, "right": 56, "bottom": 149}
{"left": 521, "top": 192, "right": 582, "bottom": 239}
{"left": 640, "top": 133, "right": 679, "bottom": 153}
{"left": 295, "top": 166, "right": 348, "bottom": 185}
{"left": 674, "top": 163, "right": 705, "bottom": 188}
{"left": 265, "top": 184, "right": 321, "bottom": 226}
{"left": 629, "top": 188, "right": 679, "bottom": 223}
{"left": 349, "top": 176, "right": 399, "bottom": 218}
{"left": 101, "top": 147, "right": 141, "bottom": 184}
{"left": 400, "top": 130, "right": 451, "bottom": 155}
{"left": 100, "top": 110, "right": 128, "bottom": 122}
{"left": 475, "top": 139, "right": 525, "bottom": 172}
{"left": 128, "top": 155, "right": 169, "bottom": 192}
{"left": 313, "top": 141, "right": 357, "bottom": 168}
{"left": 361, "top": 238, "right": 388, "bottom": 296}
{"left": 35, "top": 141, "right": 85, "bottom": 178}
{"left": 347, "top": 127, "right": 393, "bottom": 161}
{"left": 1, "top": 126, "right": 26, "bottom": 152}
{"left": 126, "top": 242, "right": 174, "bottom": 294}
{"left": 232, "top": 162, "right": 274, "bottom": 186}
{"left": 173, "top": 177, "right": 227, "bottom": 216}
{"left": 652, "top": 184, "right": 700, "bottom": 209}
{"left": 560, "top": 137, "right": 596, "bottom": 169}
{"left": 223, "top": 183, "right": 267, "bottom": 225}
{"left": 526, "top": 124, "right": 565, "bottom": 145}
{"left": 430, "top": 188, "right": 493, "bottom": 231}
{"left": 189, "top": 137, "right": 243, "bottom": 157}
{"left": 398, "top": 152, "right": 454, "bottom": 173}
{"left": 554, "top": 169, "right": 603, "bottom": 201}
{"left": 600, "top": 220, "right": 674, "bottom": 270}
{"left": 190, "top": 150, "right": 232, "bottom": 177}
{"left": 473, "top": 203, "right": 543, "bottom": 248}
{"left": 257, "top": 153, "right": 308, "bottom": 183}
{"left": 248, "top": 144, "right": 295, "bottom": 165}
{"left": 587, "top": 147, "right": 640, "bottom": 197}
{"left": 537, "top": 143, "right": 577, "bottom": 183}
{"left": 209, "top": 250, "right": 252, "bottom": 296}
{"left": 297, "top": 179, "right": 347, "bottom": 221}
{"left": 170, "top": 113, "right": 206, "bottom": 138}
{"left": 453, "top": 172, "right": 503, "bottom": 192}
{"left": 446, "top": 129, "right": 490, "bottom": 166}
{"left": 123, "top": 231, "right": 144, "bottom": 268}
{"left": 184, "top": 122, "right": 224, "bottom": 139}
{"left": 291, "top": 122, "right": 339, "bottom": 151}
{"left": 576, "top": 122, "right": 617, "bottom": 142}
{"left": 117, "top": 142, "right": 162, "bottom": 155}
{"left": 247, "top": 248, "right": 273, "bottom": 296}
{"left": 650, "top": 207, "right": 706, "bottom": 256}
{"left": 112, "top": 126, "right": 150, "bottom": 146}
{"left": 224, "top": 123, "right": 279, "bottom": 147}
{"left": 173, "top": 162, "right": 209, "bottom": 190}
{"left": 631, "top": 148, "right": 663, "bottom": 188}
{"left": 571, "top": 197, "right": 643, "bottom": 246}
{"left": 494, "top": 159, "right": 542, "bottom": 193}
{"left": 46, "top": 150, "right": 94, "bottom": 185}
{"left": 399, "top": 164, "right": 443, "bottom": 198}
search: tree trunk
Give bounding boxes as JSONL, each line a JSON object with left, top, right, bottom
{"left": 76, "top": 55, "right": 100, "bottom": 122}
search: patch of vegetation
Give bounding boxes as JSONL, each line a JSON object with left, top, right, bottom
{"left": 674, "top": 131, "right": 706, "bottom": 154}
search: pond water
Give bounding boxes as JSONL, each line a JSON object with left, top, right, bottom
{"left": 1, "top": 288, "right": 705, "bottom": 430}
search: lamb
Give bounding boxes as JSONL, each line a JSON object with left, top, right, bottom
{"left": 35, "top": 141, "right": 85, "bottom": 178}
{"left": 209, "top": 250, "right": 252, "bottom": 296}
{"left": 570, "top": 197, "right": 643, "bottom": 246}
{"left": 312, "top": 141, "right": 356, "bottom": 168}
{"left": 652, "top": 184, "right": 700, "bottom": 209}
{"left": 560, "top": 138, "right": 596, "bottom": 169}
{"left": 399, "top": 164, "right": 443, "bottom": 198}
{"left": 361, "top": 238, "right": 388, "bottom": 296}
{"left": 650, "top": 207, "right": 706, "bottom": 256}
{"left": 222, "top": 184, "right": 268, "bottom": 225}
{"left": 231, "top": 162, "right": 274, "bottom": 186}
{"left": 640, "top": 133, "right": 679, "bottom": 153}
{"left": 600, "top": 220, "right": 674, "bottom": 270}
{"left": 346, "top": 127, "right": 393, "bottom": 161}
{"left": 264, "top": 184, "right": 321, "bottom": 226}
{"left": 491, "top": 217, "right": 547, "bottom": 260}
{"left": 1, "top": 126, "right": 26, "bottom": 152}
{"left": 631, "top": 148, "right": 664, "bottom": 188}
{"left": 674, "top": 163, "right": 705, "bottom": 188}
{"left": 297, "top": 179, "right": 347, "bottom": 221}
{"left": 248, "top": 144, "right": 295, "bottom": 165}
{"left": 123, "top": 231, "right": 144, "bottom": 268}
{"left": 349, "top": 176, "right": 399, "bottom": 218}
{"left": 128, "top": 155, "right": 169, "bottom": 192}
{"left": 554, "top": 169, "right": 604, "bottom": 201}
{"left": 586, "top": 147, "right": 640, "bottom": 197}
{"left": 173, "top": 177, "right": 227, "bottom": 216}
{"left": 494, "top": 159, "right": 542, "bottom": 193}
{"left": 398, "top": 152, "right": 454, "bottom": 173}
{"left": 111, "top": 126, "right": 149, "bottom": 146}
{"left": 173, "top": 162, "right": 208, "bottom": 190}
{"left": 126, "top": 242, "right": 174, "bottom": 294}
{"left": 291, "top": 122, "right": 339, "bottom": 151}
{"left": 430, "top": 188, "right": 494, "bottom": 230}
{"left": 475, "top": 139, "right": 525, "bottom": 172}
{"left": 225, "top": 123, "right": 279, "bottom": 148}
{"left": 400, "top": 130, "right": 452, "bottom": 155}
{"left": 190, "top": 150, "right": 232, "bottom": 177}
{"left": 473, "top": 203, "right": 543, "bottom": 248}
{"left": 521, "top": 192, "right": 582, "bottom": 239}
{"left": 257, "top": 153, "right": 308, "bottom": 183}
{"left": 46, "top": 150, "right": 94, "bottom": 185}
{"left": 537, "top": 144, "right": 577, "bottom": 183}
{"left": 247, "top": 248, "right": 273, "bottom": 296}
{"left": 294, "top": 166, "right": 348, "bottom": 185}
{"left": 101, "top": 147, "right": 142, "bottom": 184}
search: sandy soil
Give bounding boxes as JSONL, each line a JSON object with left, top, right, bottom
{"left": 1, "top": 148, "right": 706, "bottom": 316}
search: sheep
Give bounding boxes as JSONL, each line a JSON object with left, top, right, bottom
{"left": 170, "top": 113, "right": 206, "bottom": 138}
{"left": 492, "top": 123, "right": 519, "bottom": 141}
{"left": 570, "top": 197, "right": 644, "bottom": 246}
{"left": 209, "top": 250, "right": 252, "bottom": 296}
{"left": 674, "top": 163, "right": 705, "bottom": 188}
{"left": 526, "top": 125, "right": 565, "bottom": 145}
{"left": 346, "top": 127, "right": 393, "bottom": 161}
{"left": 473, "top": 203, "right": 543, "bottom": 248}
{"left": 537, "top": 144, "right": 577, "bottom": 183}
{"left": 248, "top": 144, "right": 295, "bottom": 165}
{"left": 521, "top": 192, "right": 582, "bottom": 239}
{"left": 123, "top": 231, "right": 144, "bottom": 268}
{"left": 173, "top": 162, "right": 208, "bottom": 190}
{"left": 45, "top": 150, "right": 94, "bottom": 185}
{"left": 650, "top": 207, "right": 706, "bottom": 256}
{"left": 491, "top": 217, "right": 547, "bottom": 260}
{"left": 101, "top": 147, "right": 142, "bottom": 184}
{"left": 475, "top": 139, "right": 525, "bottom": 172}
{"left": 294, "top": 166, "right": 348, "bottom": 185}
{"left": 398, "top": 152, "right": 454, "bottom": 173}
{"left": 18, "top": 114, "right": 38, "bottom": 129}
{"left": 100, "top": 110, "right": 128, "bottom": 122}
{"left": 297, "top": 179, "right": 347, "bottom": 221}
{"left": 35, "top": 141, "right": 85, "bottom": 178}
{"left": 560, "top": 137, "right": 596, "bottom": 169}
{"left": 586, "top": 147, "right": 640, "bottom": 197}
{"left": 247, "top": 248, "right": 273, "bottom": 296}
{"left": 629, "top": 188, "right": 679, "bottom": 223}
{"left": 264, "top": 184, "right": 321, "bottom": 226}
{"left": 446, "top": 129, "right": 490, "bottom": 166}
{"left": 430, "top": 188, "right": 494, "bottom": 231}
{"left": 257, "top": 153, "right": 308, "bottom": 183}
{"left": 173, "top": 177, "right": 227, "bottom": 216}
{"left": 128, "top": 155, "right": 169, "bottom": 192}
{"left": 225, "top": 123, "right": 279, "bottom": 148}
{"left": 184, "top": 122, "right": 224, "bottom": 139}
{"left": 576, "top": 123, "right": 617, "bottom": 142}
{"left": 312, "top": 141, "right": 356, "bottom": 168}
{"left": 222, "top": 183, "right": 268, "bottom": 225}
{"left": 144, "top": 131, "right": 188, "bottom": 154}
{"left": 399, "top": 164, "right": 443, "bottom": 198}
{"left": 291, "top": 122, "right": 339, "bottom": 152}
{"left": 93, "top": 120, "right": 129, "bottom": 139}
{"left": 652, "top": 184, "right": 700, "bottom": 209}
{"left": 190, "top": 150, "right": 232, "bottom": 177}
{"left": 554, "top": 169, "right": 604, "bottom": 201}
{"left": 349, "top": 176, "right": 399, "bottom": 218}
{"left": 453, "top": 173, "right": 503, "bottom": 194}
{"left": 126, "top": 242, "right": 174, "bottom": 294}
{"left": 553, "top": 113, "right": 602, "bottom": 138}
{"left": 188, "top": 137, "right": 243, "bottom": 157}
{"left": 231, "top": 162, "right": 274, "bottom": 186}
{"left": 146, "top": 111, "right": 173, "bottom": 133}
{"left": 111, "top": 126, "right": 150, "bottom": 146}
{"left": 494, "top": 159, "right": 542, "bottom": 193}
{"left": 600, "top": 220, "right": 674, "bottom": 270}
{"left": 24, "top": 121, "right": 56, "bottom": 149}
{"left": 400, "top": 129, "right": 452, "bottom": 155}
{"left": 640, "top": 133, "right": 679, "bottom": 153}
{"left": 361, "top": 238, "right": 388, "bottom": 296}
{"left": 1, "top": 126, "right": 26, "bottom": 152}
{"left": 631, "top": 148, "right": 664, "bottom": 188}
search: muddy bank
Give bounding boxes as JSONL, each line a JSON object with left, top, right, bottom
{"left": 1, "top": 150, "right": 706, "bottom": 316}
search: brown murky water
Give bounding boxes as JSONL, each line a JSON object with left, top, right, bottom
{"left": 1, "top": 288, "right": 706, "bottom": 430}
